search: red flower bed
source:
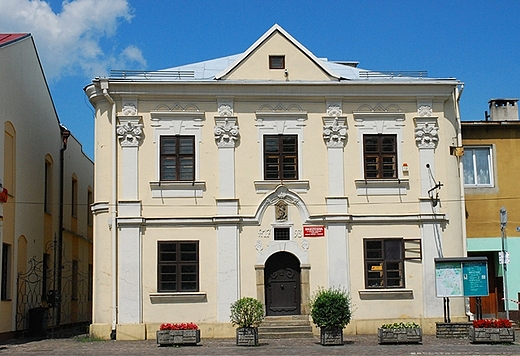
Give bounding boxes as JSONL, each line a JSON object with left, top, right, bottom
{"left": 472, "top": 318, "right": 512, "bottom": 328}
{"left": 160, "top": 322, "right": 199, "bottom": 330}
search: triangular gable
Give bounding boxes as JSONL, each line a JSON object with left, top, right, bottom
{"left": 215, "top": 24, "right": 341, "bottom": 81}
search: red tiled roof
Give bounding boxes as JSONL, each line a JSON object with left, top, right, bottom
{"left": 0, "top": 33, "right": 30, "bottom": 47}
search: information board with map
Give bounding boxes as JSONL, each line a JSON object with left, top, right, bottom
{"left": 434, "top": 257, "right": 489, "bottom": 298}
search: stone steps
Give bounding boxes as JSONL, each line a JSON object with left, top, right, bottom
{"left": 259, "top": 315, "right": 314, "bottom": 339}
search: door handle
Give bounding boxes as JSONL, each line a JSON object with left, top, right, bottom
{"left": 280, "top": 284, "right": 284, "bottom": 289}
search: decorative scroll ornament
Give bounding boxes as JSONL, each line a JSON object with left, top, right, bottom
{"left": 418, "top": 105, "right": 432, "bottom": 117}
{"left": 218, "top": 103, "right": 233, "bottom": 117}
{"left": 327, "top": 104, "right": 342, "bottom": 117}
{"left": 214, "top": 118, "right": 239, "bottom": 147}
{"left": 301, "top": 238, "right": 309, "bottom": 251}
{"left": 117, "top": 121, "right": 143, "bottom": 147}
{"left": 122, "top": 102, "right": 138, "bottom": 116}
{"left": 323, "top": 118, "right": 347, "bottom": 147}
{"left": 414, "top": 120, "right": 439, "bottom": 149}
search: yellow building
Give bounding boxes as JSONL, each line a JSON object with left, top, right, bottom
{"left": 0, "top": 34, "right": 94, "bottom": 340}
{"left": 85, "top": 24, "right": 467, "bottom": 340}
{"left": 462, "top": 99, "right": 520, "bottom": 320}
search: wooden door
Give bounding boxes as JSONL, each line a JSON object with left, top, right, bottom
{"left": 265, "top": 252, "right": 301, "bottom": 316}
{"left": 468, "top": 252, "right": 499, "bottom": 317}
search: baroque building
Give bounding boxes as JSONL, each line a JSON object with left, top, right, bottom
{"left": 85, "top": 24, "right": 466, "bottom": 340}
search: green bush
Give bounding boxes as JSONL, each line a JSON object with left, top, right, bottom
{"left": 380, "top": 322, "right": 420, "bottom": 329}
{"left": 310, "top": 287, "right": 352, "bottom": 329}
{"left": 230, "top": 297, "right": 264, "bottom": 328}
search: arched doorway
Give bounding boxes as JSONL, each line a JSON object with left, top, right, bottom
{"left": 264, "top": 252, "right": 301, "bottom": 316}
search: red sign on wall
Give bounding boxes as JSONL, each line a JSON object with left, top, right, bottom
{"left": 303, "top": 225, "right": 325, "bottom": 237}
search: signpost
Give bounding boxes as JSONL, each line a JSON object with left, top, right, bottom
{"left": 435, "top": 257, "right": 489, "bottom": 322}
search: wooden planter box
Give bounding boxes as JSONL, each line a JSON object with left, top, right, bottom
{"left": 156, "top": 329, "right": 201, "bottom": 346}
{"left": 320, "top": 327, "right": 343, "bottom": 346}
{"left": 236, "top": 327, "right": 258, "bottom": 346}
{"left": 469, "top": 326, "right": 515, "bottom": 344}
{"left": 378, "top": 327, "right": 422, "bottom": 344}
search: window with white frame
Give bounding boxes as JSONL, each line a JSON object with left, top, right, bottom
{"left": 462, "top": 146, "right": 493, "bottom": 187}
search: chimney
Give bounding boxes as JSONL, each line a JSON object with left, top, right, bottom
{"left": 488, "top": 98, "right": 519, "bottom": 121}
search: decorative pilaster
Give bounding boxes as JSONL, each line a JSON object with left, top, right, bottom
{"left": 215, "top": 99, "right": 240, "bottom": 322}
{"left": 117, "top": 114, "right": 142, "bottom": 201}
{"left": 414, "top": 102, "right": 443, "bottom": 318}
{"left": 323, "top": 102, "right": 347, "bottom": 196}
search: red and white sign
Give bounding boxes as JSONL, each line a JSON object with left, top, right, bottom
{"left": 303, "top": 225, "right": 325, "bottom": 237}
{"left": 0, "top": 188, "right": 7, "bottom": 203}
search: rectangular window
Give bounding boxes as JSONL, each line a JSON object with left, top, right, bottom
{"left": 274, "top": 227, "right": 290, "bottom": 240}
{"left": 71, "top": 177, "right": 78, "bottom": 217}
{"left": 363, "top": 134, "right": 397, "bottom": 179}
{"left": 88, "top": 264, "right": 93, "bottom": 301}
{"left": 158, "top": 241, "right": 199, "bottom": 292}
{"left": 269, "top": 55, "right": 285, "bottom": 69}
{"left": 264, "top": 135, "right": 298, "bottom": 180}
{"left": 87, "top": 189, "right": 93, "bottom": 226}
{"left": 1, "top": 243, "right": 12, "bottom": 300}
{"left": 44, "top": 160, "right": 52, "bottom": 214}
{"left": 42, "top": 253, "right": 49, "bottom": 302}
{"left": 462, "top": 147, "right": 493, "bottom": 187}
{"left": 364, "top": 239, "right": 404, "bottom": 288}
{"left": 160, "top": 136, "right": 195, "bottom": 181}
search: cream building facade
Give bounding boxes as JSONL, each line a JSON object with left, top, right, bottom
{"left": 85, "top": 25, "right": 467, "bottom": 340}
{"left": 0, "top": 34, "right": 94, "bottom": 340}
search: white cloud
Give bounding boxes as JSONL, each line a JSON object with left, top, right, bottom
{"left": 0, "top": 0, "right": 147, "bottom": 80}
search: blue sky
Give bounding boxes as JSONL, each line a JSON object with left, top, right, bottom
{"left": 2, "top": 0, "right": 520, "bottom": 159}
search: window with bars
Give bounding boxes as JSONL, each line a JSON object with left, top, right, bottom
{"left": 274, "top": 227, "right": 290, "bottom": 240}
{"left": 364, "top": 239, "right": 404, "bottom": 288}
{"left": 157, "top": 241, "right": 199, "bottom": 292}
{"left": 363, "top": 134, "right": 397, "bottom": 179}
{"left": 264, "top": 135, "right": 298, "bottom": 180}
{"left": 160, "top": 136, "right": 195, "bottom": 181}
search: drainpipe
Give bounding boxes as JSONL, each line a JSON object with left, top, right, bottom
{"left": 454, "top": 84, "right": 472, "bottom": 319}
{"left": 100, "top": 79, "right": 118, "bottom": 339}
{"left": 57, "top": 125, "right": 70, "bottom": 325}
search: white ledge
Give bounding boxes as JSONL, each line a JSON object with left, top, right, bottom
{"left": 150, "top": 181, "right": 206, "bottom": 198}
{"left": 254, "top": 180, "right": 310, "bottom": 193}
{"left": 149, "top": 292, "right": 207, "bottom": 304}
{"left": 358, "top": 289, "right": 414, "bottom": 300}
{"left": 355, "top": 179, "right": 409, "bottom": 196}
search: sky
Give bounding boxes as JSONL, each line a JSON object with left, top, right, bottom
{"left": 1, "top": 0, "right": 519, "bottom": 159}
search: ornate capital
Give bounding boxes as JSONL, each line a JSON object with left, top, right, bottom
{"left": 414, "top": 117, "right": 439, "bottom": 149}
{"left": 323, "top": 117, "right": 347, "bottom": 147}
{"left": 214, "top": 117, "right": 239, "bottom": 147}
{"left": 117, "top": 118, "right": 143, "bottom": 147}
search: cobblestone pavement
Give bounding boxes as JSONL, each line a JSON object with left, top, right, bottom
{"left": 1, "top": 333, "right": 520, "bottom": 356}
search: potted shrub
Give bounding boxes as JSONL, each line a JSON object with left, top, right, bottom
{"left": 310, "top": 287, "right": 352, "bottom": 346}
{"left": 378, "top": 322, "right": 422, "bottom": 344}
{"left": 469, "top": 318, "right": 515, "bottom": 343}
{"left": 230, "top": 297, "right": 264, "bottom": 346}
{"left": 156, "top": 322, "right": 200, "bottom": 346}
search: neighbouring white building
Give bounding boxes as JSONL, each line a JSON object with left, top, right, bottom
{"left": 0, "top": 33, "right": 94, "bottom": 340}
{"left": 85, "top": 24, "right": 467, "bottom": 340}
